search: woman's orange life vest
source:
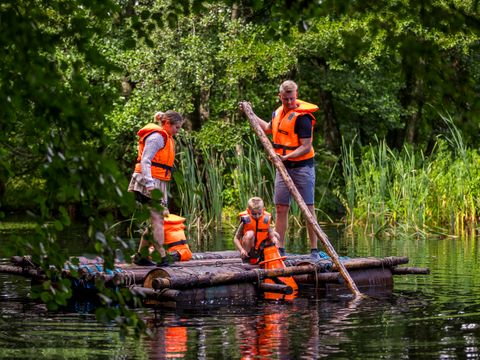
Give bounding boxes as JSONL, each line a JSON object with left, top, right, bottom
{"left": 238, "top": 209, "right": 272, "bottom": 250}
{"left": 164, "top": 214, "right": 192, "bottom": 261}
{"left": 271, "top": 99, "right": 318, "bottom": 162}
{"left": 134, "top": 123, "right": 175, "bottom": 181}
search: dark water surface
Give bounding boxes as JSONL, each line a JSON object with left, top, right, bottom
{"left": 1, "top": 224, "right": 479, "bottom": 359}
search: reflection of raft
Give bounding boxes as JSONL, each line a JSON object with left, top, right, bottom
{"left": 1, "top": 251, "right": 429, "bottom": 309}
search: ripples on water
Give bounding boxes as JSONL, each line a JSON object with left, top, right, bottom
{"left": 2, "top": 286, "right": 478, "bottom": 359}
{"left": 1, "top": 234, "right": 480, "bottom": 359}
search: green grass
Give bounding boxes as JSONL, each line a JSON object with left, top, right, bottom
{"left": 0, "top": 221, "right": 38, "bottom": 231}
{"left": 339, "top": 114, "right": 480, "bottom": 237}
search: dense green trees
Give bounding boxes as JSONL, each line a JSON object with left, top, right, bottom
{"left": 1, "top": 0, "right": 479, "bottom": 333}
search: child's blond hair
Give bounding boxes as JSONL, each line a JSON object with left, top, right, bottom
{"left": 247, "top": 197, "right": 264, "bottom": 212}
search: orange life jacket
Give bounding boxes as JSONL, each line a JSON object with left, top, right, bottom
{"left": 165, "top": 326, "right": 187, "bottom": 356}
{"left": 134, "top": 123, "right": 175, "bottom": 181}
{"left": 271, "top": 100, "right": 318, "bottom": 162}
{"left": 239, "top": 209, "right": 272, "bottom": 251}
{"left": 164, "top": 214, "right": 192, "bottom": 261}
{"left": 260, "top": 244, "right": 298, "bottom": 300}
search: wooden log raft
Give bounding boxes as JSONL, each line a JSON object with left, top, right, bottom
{"left": 0, "top": 253, "right": 430, "bottom": 309}
{"left": 1, "top": 255, "right": 425, "bottom": 285}
{"left": 141, "top": 264, "right": 311, "bottom": 308}
{"left": 8, "top": 252, "right": 243, "bottom": 268}
{"left": 330, "top": 256, "right": 409, "bottom": 270}
{"left": 139, "top": 255, "right": 431, "bottom": 305}
{"left": 0, "top": 264, "right": 46, "bottom": 280}
{"left": 142, "top": 265, "right": 257, "bottom": 308}
{"left": 190, "top": 251, "right": 240, "bottom": 260}
{"left": 142, "top": 256, "right": 413, "bottom": 291}
{"left": 145, "top": 264, "right": 324, "bottom": 290}
{"left": 391, "top": 267, "right": 430, "bottom": 275}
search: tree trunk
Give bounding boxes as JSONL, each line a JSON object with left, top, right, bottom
{"left": 231, "top": 3, "right": 240, "bottom": 20}
{"left": 404, "top": 103, "right": 423, "bottom": 144}
{"left": 199, "top": 88, "right": 210, "bottom": 122}
{"left": 398, "top": 56, "right": 425, "bottom": 146}
{"left": 319, "top": 88, "right": 341, "bottom": 154}
{"left": 191, "top": 88, "right": 210, "bottom": 130}
{"left": 315, "top": 58, "right": 341, "bottom": 154}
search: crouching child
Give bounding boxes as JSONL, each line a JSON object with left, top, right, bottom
{"left": 233, "top": 197, "right": 280, "bottom": 264}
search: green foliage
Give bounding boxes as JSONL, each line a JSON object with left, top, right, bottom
{"left": 94, "top": 281, "right": 147, "bottom": 337}
{"left": 292, "top": 1, "right": 480, "bottom": 147}
{"left": 195, "top": 120, "right": 249, "bottom": 152}
{"left": 3, "top": 176, "right": 46, "bottom": 211}
{"left": 0, "top": 0, "right": 153, "bottom": 335}
{"left": 3, "top": 0, "right": 480, "bottom": 336}
{"left": 339, "top": 116, "right": 480, "bottom": 236}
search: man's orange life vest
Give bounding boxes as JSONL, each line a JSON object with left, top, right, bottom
{"left": 238, "top": 209, "right": 272, "bottom": 250}
{"left": 164, "top": 214, "right": 192, "bottom": 261}
{"left": 134, "top": 123, "right": 175, "bottom": 181}
{"left": 271, "top": 100, "right": 318, "bottom": 162}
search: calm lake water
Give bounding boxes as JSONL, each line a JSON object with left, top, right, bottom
{"left": 1, "top": 223, "right": 479, "bottom": 359}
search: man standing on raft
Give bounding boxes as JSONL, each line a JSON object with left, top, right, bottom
{"left": 239, "top": 80, "right": 321, "bottom": 261}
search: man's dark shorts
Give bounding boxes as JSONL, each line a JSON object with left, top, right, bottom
{"left": 274, "top": 165, "right": 315, "bottom": 205}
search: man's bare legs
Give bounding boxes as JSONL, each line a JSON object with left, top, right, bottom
{"left": 275, "top": 204, "right": 289, "bottom": 250}
{"left": 276, "top": 203, "right": 319, "bottom": 258}
{"left": 306, "top": 204, "right": 318, "bottom": 250}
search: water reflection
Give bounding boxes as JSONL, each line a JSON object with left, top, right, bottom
{"left": 143, "top": 297, "right": 374, "bottom": 359}
{"left": 138, "top": 282, "right": 480, "bottom": 359}
{"left": 235, "top": 309, "right": 289, "bottom": 359}
{"left": 146, "top": 324, "right": 189, "bottom": 359}
{"left": 1, "top": 225, "right": 480, "bottom": 359}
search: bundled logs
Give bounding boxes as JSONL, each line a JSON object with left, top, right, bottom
{"left": 0, "top": 253, "right": 430, "bottom": 309}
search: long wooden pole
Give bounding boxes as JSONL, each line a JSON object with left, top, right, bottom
{"left": 240, "top": 101, "right": 362, "bottom": 298}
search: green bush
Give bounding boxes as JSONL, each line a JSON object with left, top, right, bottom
{"left": 3, "top": 176, "right": 46, "bottom": 212}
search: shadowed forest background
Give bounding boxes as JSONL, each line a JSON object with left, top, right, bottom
{"left": 1, "top": 0, "right": 479, "bottom": 332}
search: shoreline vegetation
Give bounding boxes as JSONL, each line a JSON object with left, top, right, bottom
{"left": 4, "top": 115, "right": 478, "bottom": 240}
{"left": 340, "top": 117, "right": 479, "bottom": 239}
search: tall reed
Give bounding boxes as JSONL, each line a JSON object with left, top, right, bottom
{"left": 174, "top": 132, "right": 208, "bottom": 229}
{"left": 174, "top": 130, "right": 276, "bottom": 235}
{"left": 201, "top": 146, "right": 224, "bottom": 226}
{"left": 426, "top": 115, "right": 480, "bottom": 236}
{"left": 232, "top": 133, "right": 275, "bottom": 208}
{"left": 339, "top": 137, "right": 358, "bottom": 227}
{"left": 339, "top": 115, "right": 479, "bottom": 237}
